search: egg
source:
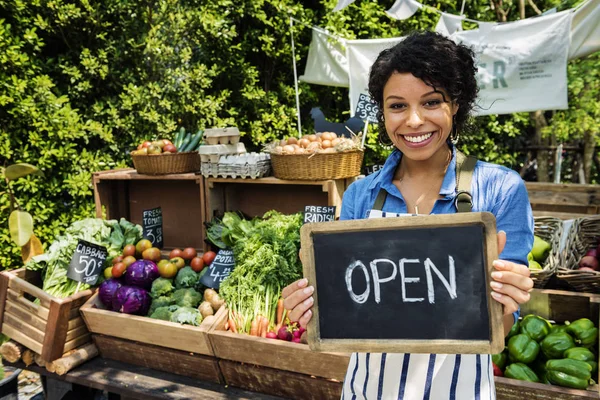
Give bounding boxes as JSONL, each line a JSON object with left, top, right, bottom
{"left": 282, "top": 145, "right": 295, "bottom": 154}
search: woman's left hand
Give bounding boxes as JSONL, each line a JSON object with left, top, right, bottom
{"left": 490, "top": 231, "right": 534, "bottom": 315}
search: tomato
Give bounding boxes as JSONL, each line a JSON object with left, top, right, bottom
{"left": 182, "top": 247, "right": 197, "bottom": 261}
{"left": 122, "top": 244, "right": 136, "bottom": 257}
{"left": 190, "top": 257, "right": 205, "bottom": 272}
{"left": 202, "top": 251, "right": 217, "bottom": 266}
{"left": 103, "top": 267, "right": 113, "bottom": 279}
{"left": 122, "top": 255, "right": 137, "bottom": 268}
{"left": 112, "top": 255, "right": 124, "bottom": 265}
{"left": 112, "top": 262, "right": 127, "bottom": 278}
{"left": 169, "top": 248, "right": 183, "bottom": 259}
{"left": 158, "top": 262, "right": 178, "bottom": 278}
{"left": 170, "top": 257, "right": 185, "bottom": 270}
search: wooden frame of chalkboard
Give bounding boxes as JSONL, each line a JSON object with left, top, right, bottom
{"left": 300, "top": 212, "right": 504, "bottom": 355}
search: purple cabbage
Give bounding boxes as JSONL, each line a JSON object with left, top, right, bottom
{"left": 98, "top": 278, "right": 123, "bottom": 310}
{"left": 112, "top": 286, "right": 151, "bottom": 315}
{"left": 124, "top": 259, "right": 159, "bottom": 290}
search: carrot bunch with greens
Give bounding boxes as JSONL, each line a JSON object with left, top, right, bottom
{"left": 218, "top": 211, "right": 303, "bottom": 335}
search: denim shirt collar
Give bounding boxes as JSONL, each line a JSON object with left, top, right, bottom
{"left": 367, "top": 145, "right": 458, "bottom": 198}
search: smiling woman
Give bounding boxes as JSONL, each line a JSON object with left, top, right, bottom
{"left": 282, "top": 31, "right": 535, "bottom": 400}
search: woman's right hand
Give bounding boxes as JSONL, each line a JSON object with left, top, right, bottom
{"left": 282, "top": 278, "right": 314, "bottom": 328}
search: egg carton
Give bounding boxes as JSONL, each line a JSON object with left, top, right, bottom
{"left": 199, "top": 142, "right": 246, "bottom": 162}
{"left": 200, "top": 153, "right": 271, "bottom": 179}
{"left": 203, "top": 127, "right": 241, "bottom": 145}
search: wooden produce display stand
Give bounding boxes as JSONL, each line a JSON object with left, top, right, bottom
{"left": 0, "top": 268, "right": 92, "bottom": 363}
{"left": 79, "top": 293, "right": 227, "bottom": 383}
{"left": 526, "top": 182, "right": 600, "bottom": 219}
{"left": 92, "top": 169, "right": 206, "bottom": 251}
{"left": 204, "top": 176, "right": 354, "bottom": 220}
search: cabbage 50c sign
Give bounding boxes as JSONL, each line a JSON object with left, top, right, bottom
{"left": 67, "top": 239, "right": 108, "bottom": 285}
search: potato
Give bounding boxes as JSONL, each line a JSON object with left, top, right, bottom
{"left": 199, "top": 301, "right": 214, "bottom": 318}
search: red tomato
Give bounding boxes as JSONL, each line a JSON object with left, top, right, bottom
{"left": 169, "top": 248, "right": 183, "bottom": 259}
{"left": 182, "top": 247, "right": 197, "bottom": 261}
{"left": 112, "top": 262, "right": 127, "bottom": 278}
{"left": 202, "top": 251, "right": 217, "bottom": 266}
{"left": 190, "top": 257, "right": 205, "bottom": 272}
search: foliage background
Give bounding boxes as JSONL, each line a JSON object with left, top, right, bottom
{"left": 0, "top": 0, "right": 598, "bottom": 269}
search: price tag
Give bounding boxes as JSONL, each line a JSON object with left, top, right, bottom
{"left": 200, "top": 249, "right": 235, "bottom": 289}
{"left": 143, "top": 207, "right": 163, "bottom": 249}
{"left": 304, "top": 205, "right": 336, "bottom": 224}
{"left": 354, "top": 93, "right": 379, "bottom": 123}
{"left": 67, "top": 240, "right": 108, "bottom": 285}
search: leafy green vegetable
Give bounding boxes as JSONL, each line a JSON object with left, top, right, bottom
{"left": 174, "top": 266, "right": 199, "bottom": 289}
{"left": 25, "top": 218, "right": 143, "bottom": 298}
{"left": 150, "top": 278, "right": 174, "bottom": 299}
{"left": 170, "top": 306, "right": 202, "bottom": 326}
{"left": 172, "top": 288, "right": 202, "bottom": 308}
{"left": 148, "top": 296, "right": 174, "bottom": 316}
{"left": 149, "top": 305, "right": 178, "bottom": 321}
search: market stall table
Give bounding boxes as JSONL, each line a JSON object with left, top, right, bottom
{"left": 6, "top": 358, "right": 284, "bottom": 400}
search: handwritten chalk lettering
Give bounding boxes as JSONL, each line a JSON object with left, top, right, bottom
{"left": 73, "top": 255, "right": 98, "bottom": 277}
{"left": 76, "top": 243, "right": 107, "bottom": 261}
{"left": 305, "top": 206, "right": 336, "bottom": 214}
{"left": 304, "top": 213, "right": 335, "bottom": 223}
{"left": 143, "top": 208, "right": 162, "bottom": 218}
{"left": 345, "top": 256, "right": 457, "bottom": 304}
{"left": 143, "top": 216, "right": 162, "bottom": 226}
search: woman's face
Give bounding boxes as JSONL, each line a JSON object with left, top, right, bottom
{"left": 382, "top": 72, "right": 458, "bottom": 162}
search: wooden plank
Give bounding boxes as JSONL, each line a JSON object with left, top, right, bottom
{"left": 6, "top": 274, "right": 52, "bottom": 307}
{"left": 3, "top": 312, "right": 45, "bottom": 343}
{"left": 523, "top": 289, "right": 599, "bottom": 323}
{"left": 65, "top": 324, "right": 89, "bottom": 342}
{"left": 66, "top": 290, "right": 95, "bottom": 308}
{"left": 219, "top": 359, "right": 343, "bottom": 400}
{"left": 495, "top": 376, "right": 598, "bottom": 400}
{"left": 0, "top": 270, "right": 9, "bottom": 332}
{"left": 42, "top": 299, "right": 72, "bottom": 362}
{"left": 7, "top": 289, "right": 50, "bottom": 319}
{"left": 533, "top": 210, "right": 591, "bottom": 220}
{"left": 68, "top": 307, "right": 80, "bottom": 320}
{"left": 93, "top": 335, "right": 222, "bottom": 383}
{"left": 1, "top": 323, "right": 43, "bottom": 354}
{"left": 67, "top": 316, "right": 85, "bottom": 331}
{"left": 208, "top": 330, "right": 350, "bottom": 381}
{"left": 207, "top": 176, "right": 335, "bottom": 187}
{"left": 5, "top": 301, "right": 47, "bottom": 332}
{"left": 9, "top": 357, "right": 285, "bottom": 400}
{"left": 63, "top": 333, "right": 91, "bottom": 352}
{"left": 79, "top": 294, "right": 214, "bottom": 355}
{"left": 94, "top": 169, "right": 200, "bottom": 181}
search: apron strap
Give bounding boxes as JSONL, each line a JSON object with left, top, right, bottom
{"left": 373, "top": 188, "right": 388, "bottom": 211}
{"left": 454, "top": 150, "right": 477, "bottom": 213}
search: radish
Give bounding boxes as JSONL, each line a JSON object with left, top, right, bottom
{"left": 292, "top": 330, "right": 302, "bottom": 339}
{"left": 578, "top": 266, "right": 597, "bottom": 272}
{"left": 277, "top": 326, "right": 292, "bottom": 341}
{"left": 585, "top": 248, "right": 598, "bottom": 258}
{"left": 579, "top": 255, "right": 599, "bottom": 270}
{"left": 266, "top": 331, "right": 278, "bottom": 339}
{"left": 292, "top": 337, "right": 302, "bottom": 343}
{"left": 298, "top": 327, "right": 306, "bottom": 336}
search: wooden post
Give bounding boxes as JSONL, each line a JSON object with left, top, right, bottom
{"left": 42, "top": 300, "right": 71, "bottom": 362}
{"left": 0, "top": 271, "right": 8, "bottom": 332}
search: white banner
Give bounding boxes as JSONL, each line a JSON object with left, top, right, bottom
{"left": 345, "top": 10, "right": 572, "bottom": 116}
{"left": 299, "top": 29, "right": 349, "bottom": 87}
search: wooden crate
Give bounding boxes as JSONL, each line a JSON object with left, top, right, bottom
{"left": 207, "top": 308, "right": 350, "bottom": 400}
{"left": 0, "top": 269, "right": 93, "bottom": 362}
{"left": 204, "top": 177, "right": 355, "bottom": 221}
{"left": 93, "top": 169, "right": 206, "bottom": 251}
{"left": 495, "top": 289, "right": 600, "bottom": 399}
{"left": 526, "top": 182, "right": 600, "bottom": 216}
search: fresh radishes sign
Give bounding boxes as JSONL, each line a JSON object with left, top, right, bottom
{"left": 300, "top": 213, "right": 505, "bottom": 355}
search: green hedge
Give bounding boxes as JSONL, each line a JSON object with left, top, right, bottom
{"left": 0, "top": 0, "right": 596, "bottom": 269}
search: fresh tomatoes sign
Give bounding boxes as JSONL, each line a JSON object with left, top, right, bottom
{"left": 199, "top": 249, "right": 235, "bottom": 289}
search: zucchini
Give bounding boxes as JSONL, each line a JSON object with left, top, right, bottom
{"left": 182, "top": 130, "right": 203, "bottom": 152}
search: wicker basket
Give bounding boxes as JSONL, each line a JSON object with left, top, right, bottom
{"left": 530, "top": 216, "right": 563, "bottom": 288}
{"left": 557, "top": 215, "right": 600, "bottom": 293}
{"left": 132, "top": 152, "right": 200, "bottom": 175}
{"left": 270, "top": 150, "right": 364, "bottom": 180}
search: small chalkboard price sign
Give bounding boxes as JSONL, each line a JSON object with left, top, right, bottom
{"left": 300, "top": 212, "right": 504, "bottom": 354}
{"left": 304, "top": 206, "right": 336, "bottom": 224}
{"left": 354, "top": 93, "right": 379, "bottom": 124}
{"left": 200, "top": 248, "right": 235, "bottom": 289}
{"left": 143, "top": 207, "right": 163, "bottom": 249}
{"left": 67, "top": 239, "right": 108, "bottom": 285}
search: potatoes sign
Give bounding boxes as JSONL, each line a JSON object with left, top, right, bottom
{"left": 300, "top": 213, "right": 504, "bottom": 355}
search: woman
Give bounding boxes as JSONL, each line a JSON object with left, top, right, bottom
{"left": 283, "top": 31, "right": 534, "bottom": 399}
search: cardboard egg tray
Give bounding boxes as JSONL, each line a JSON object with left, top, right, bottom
{"left": 200, "top": 153, "right": 271, "bottom": 179}
{"left": 203, "top": 127, "right": 241, "bottom": 145}
{"left": 199, "top": 142, "right": 246, "bottom": 163}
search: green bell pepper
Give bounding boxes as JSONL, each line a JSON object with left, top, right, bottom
{"left": 530, "top": 357, "right": 548, "bottom": 380}
{"left": 550, "top": 324, "right": 569, "bottom": 334}
{"left": 564, "top": 347, "right": 598, "bottom": 374}
{"left": 546, "top": 359, "right": 592, "bottom": 390}
{"left": 520, "top": 314, "right": 551, "bottom": 342}
{"left": 508, "top": 334, "right": 540, "bottom": 364}
{"left": 540, "top": 331, "right": 575, "bottom": 359}
{"left": 504, "top": 363, "right": 539, "bottom": 382}
{"left": 492, "top": 351, "right": 508, "bottom": 371}
{"left": 507, "top": 320, "right": 520, "bottom": 339}
{"left": 566, "top": 318, "right": 599, "bottom": 348}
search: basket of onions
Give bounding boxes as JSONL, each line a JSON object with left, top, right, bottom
{"left": 265, "top": 131, "right": 364, "bottom": 180}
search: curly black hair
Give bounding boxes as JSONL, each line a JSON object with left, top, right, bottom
{"left": 368, "top": 31, "right": 479, "bottom": 137}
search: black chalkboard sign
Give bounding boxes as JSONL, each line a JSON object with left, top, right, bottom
{"left": 200, "top": 248, "right": 235, "bottom": 289}
{"left": 354, "top": 93, "right": 379, "bottom": 123}
{"left": 67, "top": 239, "right": 108, "bottom": 285}
{"left": 300, "top": 212, "right": 504, "bottom": 354}
{"left": 364, "top": 164, "right": 384, "bottom": 176}
{"left": 304, "top": 206, "right": 336, "bottom": 224}
{"left": 143, "top": 207, "right": 163, "bottom": 249}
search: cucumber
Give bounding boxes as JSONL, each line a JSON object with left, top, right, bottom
{"left": 174, "top": 129, "right": 185, "bottom": 148}
{"left": 182, "top": 130, "right": 203, "bottom": 152}
{"left": 179, "top": 132, "right": 192, "bottom": 152}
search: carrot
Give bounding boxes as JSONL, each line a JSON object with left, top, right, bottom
{"left": 250, "top": 318, "right": 259, "bottom": 336}
{"left": 260, "top": 316, "right": 269, "bottom": 338}
{"left": 229, "top": 314, "right": 238, "bottom": 333}
{"left": 225, "top": 320, "right": 230, "bottom": 331}
{"left": 276, "top": 298, "right": 285, "bottom": 325}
